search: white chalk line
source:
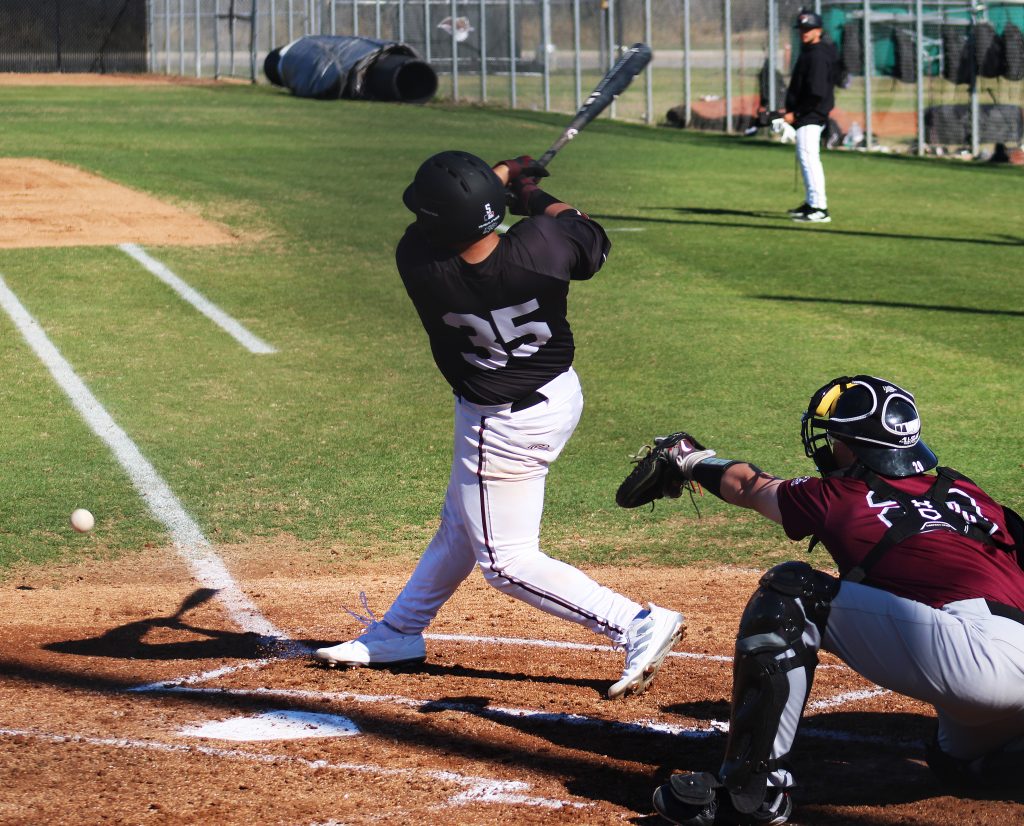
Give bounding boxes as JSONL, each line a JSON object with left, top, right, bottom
{"left": 807, "top": 687, "right": 891, "bottom": 711}
{"left": 0, "top": 726, "right": 586, "bottom": 811}
{"left": 0, "top": 274, "right": 284, "bottom": 642}
{"left": 136, "top": 629, "right": 854, "bottom": 693}
{"left": 131, "top": 683, "right": 905, "bottom": 747}
{"left": 424, "top": 632, "right": 846, "bottom": 668}
{"left": 128, "top": 658, "right": 283, "bottom": 692}
{"left": 118, "top": 243, "right": 277, "bottom": 354}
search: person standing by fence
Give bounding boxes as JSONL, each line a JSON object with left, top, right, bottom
{"left": 782, "top": 9, "right": 839, "bottom": 224}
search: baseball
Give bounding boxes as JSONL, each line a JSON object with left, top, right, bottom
{"left": 70, "top": 508, "right": 95, "bottom": 533}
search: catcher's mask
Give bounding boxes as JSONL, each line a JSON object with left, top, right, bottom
{"left": 403, "top": 150, "right": 505, "bottom": 246}
{"left": 801, "top": 375, "right": 938, "bottom": 477}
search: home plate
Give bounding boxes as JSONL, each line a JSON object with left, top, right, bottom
{"left": 179, "top": 710, "right": 360, "bottom": 741}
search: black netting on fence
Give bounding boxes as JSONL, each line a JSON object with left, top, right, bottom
{"left": 0, "top": 0, "right": 147, "bottom": 73}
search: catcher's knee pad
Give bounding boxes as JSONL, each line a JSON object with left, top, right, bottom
{"left": 719, "top": 562, "right": 839, "bottom": 811}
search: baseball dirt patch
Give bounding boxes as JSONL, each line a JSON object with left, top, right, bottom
{"left": 1, "top": 543, "right": 1020, "bottom": 825}
{"left": 0, "top": 73, "right": 227, "bottom": 87}
{"left": 0, "top": 158, "right": 237, "bottom": 249}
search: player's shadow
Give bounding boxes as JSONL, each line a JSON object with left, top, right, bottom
{"left": 660, "top": 703, "right": 1024, "bottom": 808}
{"left": 418, "top": 661, "right": 610, "bottom": 693}
{"left": 44, "top": 588, "right": 273, "bottom": 661}
{"left": 757, "top": 293, "right": 1024, "bottom": 318}
{"left": 592, "top": 207, "right": 1024, "bottom": 248}
{"left": 300, "top": 647, "right": 613, "bottom": 693}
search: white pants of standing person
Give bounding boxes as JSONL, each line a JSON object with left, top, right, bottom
{"left": 766, "top": 580, "right": 1024, "bottom": 791}
{"left": 382, "top": 367, "right": 645, "bottom": 641}
{"left": 795, "top": 123, "right": 827, "bottom": 210}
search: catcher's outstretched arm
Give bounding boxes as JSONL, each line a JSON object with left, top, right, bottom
{"left": 695, "top": 461, "right": 784, "bottom": 524}
{"left": 615, "top": 431, "right": 785, "bottom": 523}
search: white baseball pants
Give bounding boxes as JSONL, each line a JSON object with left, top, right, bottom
{"left": 382, "top": 367, "right": 643, "bottom": 644}
{"left": 795, "top": 124, "right": 827, "bottom": 210}
{"left": 766, "top": 582, "right": 1024, "bottom": 790}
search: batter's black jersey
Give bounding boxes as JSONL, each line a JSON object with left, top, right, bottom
{"left": 396, "top": 211, "right": 611, "bottom": 405}
{"left": 785, "top": 38, "right": 839, "bottom": 127}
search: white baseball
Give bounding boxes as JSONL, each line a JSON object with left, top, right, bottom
{"left": 70, "top": 508, "right": 95, "bottom": 533}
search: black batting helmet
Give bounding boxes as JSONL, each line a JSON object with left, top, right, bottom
{"left": 402, "top": 150, "right": 505, "bottom": 245}
{"left": 801, "top": 375, "right": 938, "bottom": 477}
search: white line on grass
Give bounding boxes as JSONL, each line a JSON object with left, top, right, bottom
{"left": 0, "top": 274, "right": 285, "bottom": 642}
{"left": 0, "top": 726, "right": 586, "bottom": 810}
{"left": 118, "top": 243, "right": 277, "bottom": 354}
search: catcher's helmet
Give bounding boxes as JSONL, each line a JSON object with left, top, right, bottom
{"left": 402, "top": 150, "right": 505, "bottom": 245}
{"left": 801, "top": 375, "right": 938, "bottom": 477}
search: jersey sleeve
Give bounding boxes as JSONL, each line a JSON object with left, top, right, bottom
{"left": 515, "top": 212, "right": 610, "bottom": 280}
{"left": 557, "top": 211, "right": 611, "bottom": 280}
{"left": 776, "top": 476, "right": 830, "bottom": 541}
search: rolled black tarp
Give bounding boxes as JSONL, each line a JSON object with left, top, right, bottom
{"left": 264, "top": 35, "right": 437, "bottom": 103}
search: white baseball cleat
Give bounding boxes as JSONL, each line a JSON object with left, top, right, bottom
{"left": 607, "top": 603, "right": 686, "bottom": 699}
{"left": 314, "top": 621, "right": 426, "bottom": 667}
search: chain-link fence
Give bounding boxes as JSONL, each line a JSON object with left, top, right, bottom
{"left": 4, "top": 0, "right": 1022, "bottom": 156}
{"left": 0, "top": 0, "right": 147, "bottom": 72}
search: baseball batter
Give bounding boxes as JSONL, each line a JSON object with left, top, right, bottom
{"left": 640, "top": 375, "right": 1024, "bottom": 825}
{"left": 315, "top": 150, "right": 685, "bottom": 699}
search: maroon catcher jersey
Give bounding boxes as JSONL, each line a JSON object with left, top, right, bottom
{"left": 396, "top": 212, "right": 610, "bottom": 405}
{"left": 778, "top": 473, "right": 1024, "bottom": 609}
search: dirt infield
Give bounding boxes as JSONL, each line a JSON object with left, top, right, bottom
{"left": 0, "top": 72, "right": 226, "bottom": 87}
{"left": 0, "top": 159, "right": 237, "bottom": 249}
{"left": 2, "top": 544, "right": 1021, "bottom": 825}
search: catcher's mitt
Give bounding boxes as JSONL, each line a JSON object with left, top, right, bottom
{"left": 615, "top": 432, "right": 707, "bottom": 509}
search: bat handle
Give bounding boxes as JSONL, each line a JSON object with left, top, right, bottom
{"left": 536, "top": 149, "right": 556, "bottom": 169}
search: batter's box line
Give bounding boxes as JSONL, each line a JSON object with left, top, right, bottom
{"left": 0, "top": 726, "right": 589, "bottom": 812}
{"left": 425, "top": 631, "right": 851, "bottom": 670}
{"left": 131, "top": 684, "right": 912, "bottom": 748}
{"left": 131, "top": 630, "right": 854, "bottom": 691}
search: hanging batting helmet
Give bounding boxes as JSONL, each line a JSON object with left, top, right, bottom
{"left": 801, "top": 375, "right": 938, "bottom": 477}
{"left": 402, "top": 150, "right": 505, "bottom": 245}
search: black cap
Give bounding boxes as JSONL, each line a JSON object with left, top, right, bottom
{"left": 795, "top": 10, "right": 823, "bottom": 29}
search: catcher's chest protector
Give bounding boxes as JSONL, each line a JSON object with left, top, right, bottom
{"left": 844, "top": 466, "right": 1010, "bottom": 584}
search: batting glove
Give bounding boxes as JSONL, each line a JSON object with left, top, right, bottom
{"left": 498, "top": 155, "right": 550, "bottom": 182}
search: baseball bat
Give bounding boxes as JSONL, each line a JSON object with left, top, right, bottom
{"left": 536, "top": 42, "right": 653, "bottom": 168}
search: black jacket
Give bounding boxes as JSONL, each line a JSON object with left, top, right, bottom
{"left": 785, "top": 39, "right": 839, "bottom": 128}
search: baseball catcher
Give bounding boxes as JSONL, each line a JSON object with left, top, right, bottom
{"left": 617, "top": 375, "right": 1024, "bottom": 825}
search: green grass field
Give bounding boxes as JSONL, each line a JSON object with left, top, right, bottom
{"left": 1, "top": 80, "right": 1021, "bottom": 574}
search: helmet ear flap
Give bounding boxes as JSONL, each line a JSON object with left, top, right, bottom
{"left": 814, "top": 382, "right": 846, "bottom": 417}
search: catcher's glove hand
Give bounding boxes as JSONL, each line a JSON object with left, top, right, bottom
{"left": 615, "top": 432, "right": 714, "bottom": 509}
